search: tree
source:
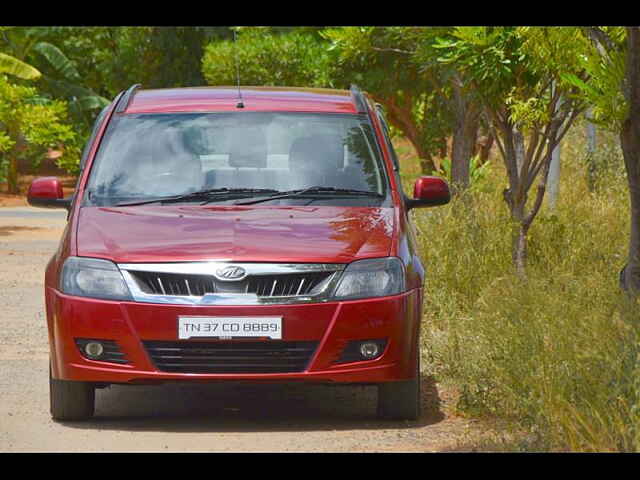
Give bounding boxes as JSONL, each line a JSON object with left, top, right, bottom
{"left": 323, "top": 27, "right": 453, "bottom": 175}
{"left": 203, "top": 28, "right": 332, "bottom": 89}
{"left": 0, "top": 75, "right": 77, "bottom": 193}
{"left": 141, "top": 27, "right": 232, "bottom": 89}
{"left": 620, "top": 28, "right": 640, "bottom": 294}
{"left": 412, "top": 27, "right": 485, "bottom": 188}
{"left": 435, "top": 27, "right": 587, "bottom": 274}
{"left": 0, "top": 27, "right": 109, "bottom": 136}
{"left": 563, "top": 27, "right": 640, "bottom": 293}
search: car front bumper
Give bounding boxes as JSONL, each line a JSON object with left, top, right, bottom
{"left": 46, "top": 287, "right": 422, "bottom": 385}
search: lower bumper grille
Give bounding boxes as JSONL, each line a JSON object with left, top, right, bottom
{"left": 143, "top": 340, "right": 319, "bottom": 374}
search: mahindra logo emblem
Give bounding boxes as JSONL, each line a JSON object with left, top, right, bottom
{"left": 215, "top": 265, "right": 247, "bottom": 281}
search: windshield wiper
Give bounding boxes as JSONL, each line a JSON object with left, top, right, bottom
{"left": 233, "top": 186, "right": 384, "bottom": 206}
{"left": 115, "top": 188, "right": 279, "bottom": 207}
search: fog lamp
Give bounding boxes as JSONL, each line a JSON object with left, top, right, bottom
{"left": 334, "top": 338, "right": 387, "bottom": 364}
{"left": 359, "top": 342, "right": 381, "bottom": 360}
{"left": 84, "top": 342, "right": 104, "bottom": 359}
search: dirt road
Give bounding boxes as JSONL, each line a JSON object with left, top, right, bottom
{"left": 0, "top": 206, "right": 483, "bottom": 452}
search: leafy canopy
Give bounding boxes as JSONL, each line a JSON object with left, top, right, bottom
{"left": 561, "top": 27, "right": 628, "bottom": 132}
{"left": 0, "top": 75, "right": 79, "bottom": 178}
{"left": 202, "top": 28, "right": 332, "bottom": 88}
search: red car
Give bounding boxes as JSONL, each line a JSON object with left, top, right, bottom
{"left": 28, "top": 85, "right": 450, "bottom": 421}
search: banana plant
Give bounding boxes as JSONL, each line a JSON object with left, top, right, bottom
{"left": 0, "top": 52, "right": 41, "bottom": 80}
{"left": 30, "top": 41, "right": 110, "bottom": 128}
{"left": 1, "top": 29, "right": 109, "bottom": 129}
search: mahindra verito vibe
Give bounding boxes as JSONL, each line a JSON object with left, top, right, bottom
{"left": 27, "top": 85, "right": 451, "bottom": 421}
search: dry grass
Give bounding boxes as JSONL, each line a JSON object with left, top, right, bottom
{"left": 397, "top": 124, "right": 640, "bottom": 452}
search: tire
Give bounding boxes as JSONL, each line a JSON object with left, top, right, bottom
{"left": 377, "top": 349, "right": 421, "bottom": 421}
{"left": 49, "top": 365, "right": 95, "bottom": 421}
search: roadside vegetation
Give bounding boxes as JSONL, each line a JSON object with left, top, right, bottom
{"left": 1, "top": 26, "right": 639, "bottom": 451}
{"left": 396, "top": 127, "right": 639, "bottom": 451}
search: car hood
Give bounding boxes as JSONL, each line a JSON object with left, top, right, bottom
{"left": 76, "top": 205, "right": 395, "bottom": 264}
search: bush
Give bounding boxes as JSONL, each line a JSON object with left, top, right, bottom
{"left": 202, "top": 28, "right": 332, "bottom": 88}
{"left": 0, "top": 75, "right": 80, "bottom": 188}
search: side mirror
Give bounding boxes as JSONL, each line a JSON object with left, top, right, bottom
{"left": 27, "top": 177, "right": 72, "bottom": 210}
{"left": 407, "top": 176, "right": 451, "bottom": 210}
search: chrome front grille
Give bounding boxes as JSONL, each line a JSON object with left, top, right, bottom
{"left": 130, "top": 270, "right": 335, "bottom": 297}
{"left": 133, "top": 271, "right": 215, "bottom": 296}
{"left": 118, "top": 262, "right": 345, "bottom": 305}
{"left": 248, "top": 272, "right": 334, "bottom": 297}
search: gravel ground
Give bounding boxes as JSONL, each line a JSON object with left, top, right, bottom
{"left": 0, "top": 206, "right": 484, "bottom": 452}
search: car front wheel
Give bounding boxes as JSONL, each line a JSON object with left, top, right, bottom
{"left": 377, "top": 349, "right": 421, "bottom": 420}
{"left": 49, "top": 364, "right": 95, "bottom": 421}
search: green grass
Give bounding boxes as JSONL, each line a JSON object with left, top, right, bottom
{"left": 395, "top": 128, "right": 640, "bottom": 452}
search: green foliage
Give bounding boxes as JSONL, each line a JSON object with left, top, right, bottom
{"left": 1, "top": 26, "right": 236, "bottom": 177}
{"left": 561, "top": 39, "right": 628, "bottom": 132}
{"left": 202, "top": 28, "right": 332, "bottom": 88}
{"left": 0, "top": 131, "right": 12, "bottom": 152}
{"left": 0, "top": 52, "right": 41, "bottom": 80}
{"left": 140, "top": 27, "right": 230, "bottom": 89}
{"left": 0, "top": 75, "right": 79, "bottom": 182}
{"left": 433, "top": 27, "right": 588, "bottom": 129}
{"left": 1, "top": 27, "right": 110, "bottom": 138}
{"left": 432, "top": 27, "right": 529, "bottom": 108}
{"left": 33, "top": 41, "right": 81, "bottom": 81}
{"left": 435, "top": 155, "right": 491, "bottom": 191}
{"left": 323, "top": 27, "right": 454, "bottom": 165}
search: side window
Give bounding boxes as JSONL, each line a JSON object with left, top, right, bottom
{"left": 79, "top": 105, "right": 110, "bottom": 171}
{"left": 375, "top": 104, "right": 400, "bottom": 172}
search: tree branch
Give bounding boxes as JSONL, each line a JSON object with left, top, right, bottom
{"left": 371, "top": 47, "right": 415, "bottom": 55}
{"left": 583, "top": 27, "right": 617, "bottom": 56}
{"left": 524, "top": 182, "right": 547, "bottom": 226}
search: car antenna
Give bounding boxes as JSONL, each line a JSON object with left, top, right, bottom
{"left": 233, "top": 28, "right": 244, "bottom": 109}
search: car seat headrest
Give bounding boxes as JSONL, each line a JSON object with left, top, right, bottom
{"left": 289, "top": 134, "right": 344, "bottom": 172}
{"left": 229, "top": 126, "right": 268, "bottom": 168}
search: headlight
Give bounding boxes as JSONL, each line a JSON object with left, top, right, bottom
{"left": 332, "top": 257, "right": 405, "bottom": 301}
{"left": 60, "top": 257, "right": 132, "bottom": 301}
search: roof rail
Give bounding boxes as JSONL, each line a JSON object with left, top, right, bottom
{"left": 115, "top": 83, "right": 142, "bottom": 113}
{"left": 350, "top": 84, "right": 368, "bottom": 113}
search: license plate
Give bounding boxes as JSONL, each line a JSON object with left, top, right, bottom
{"left": 178, "top": 316, "right": 282, "bottom": 340}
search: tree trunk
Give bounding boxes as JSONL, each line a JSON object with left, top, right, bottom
{"left": 501, "top": 128, "right": 531, "bottom": 277}
{"left": 450, "top": 78, "right": 480, "bottom": 190}
{"left": 478, "top": 133, "right": 494, "bottom": 163}
{"left": 514, "top": 128, "right": 525, "bottom": 173}
{"left": 5, "top": 129, "right": 24, "bottom": 195}
{"left": 547, "top": 92, "right": 563, "bottom": 210}
{"left": 512, "top": 222, "right": 530, "bottom": 278}
{"left": 620, "top": 27, "right": 640, "bottom": 294}
{"left": 6, "top": 155, "right": 19, "bottom": 195}
{"left": 451, "top": 116, "right": 479, "bottom": 190}
{"left": 547, "top": 139, "right": 561, "bottom": 210}
{"left": 620, "top": 123, "right": 640, "bottom": 293}
{"left": 585, "top": 109, "right": 598, "bottom": 191}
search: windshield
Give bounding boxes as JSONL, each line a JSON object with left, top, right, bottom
{"left": 84, "top": 112, "right": 389, "bottom": 207}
